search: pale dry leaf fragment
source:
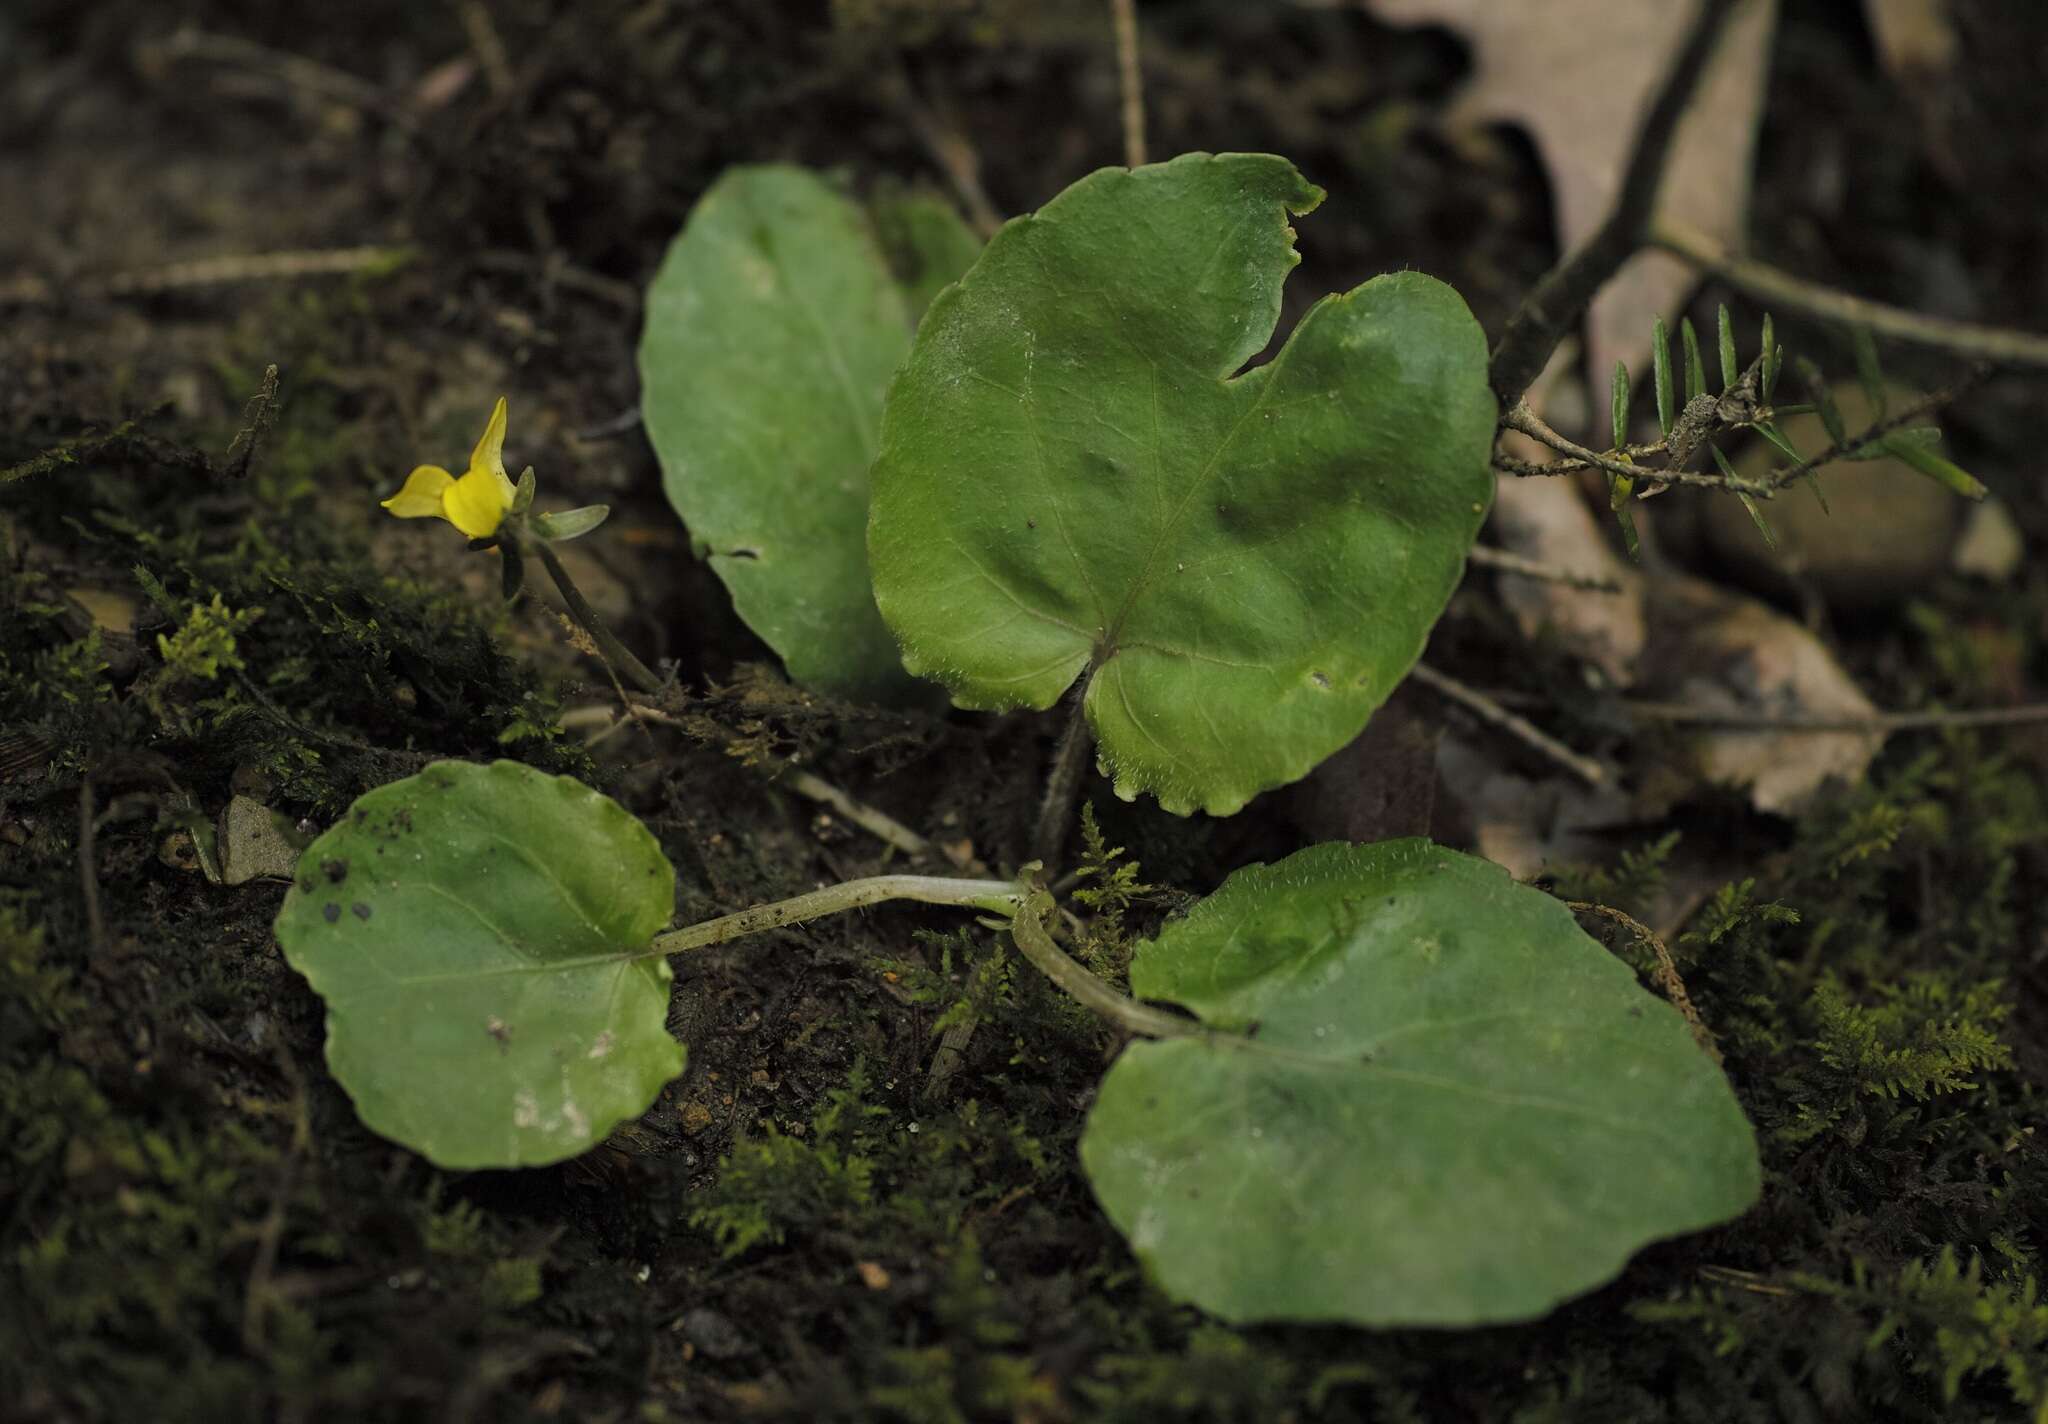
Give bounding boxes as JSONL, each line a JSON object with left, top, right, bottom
{"left": 1862, "top": 0, "right": 1958, "bottom": 86}
{"left": 1362, "top": 0, "right": 1777, "bottom": 391}
{"left": 219, "top": 794, "right": 301, "bottom": 886}
{"left": 1951, "top": 497, "right": 2023, "bottom": 583}
{"left": 1490, "top": 434, "right": 1647, "bottom": 687}
{"left": 1636, "top": 574, "right": 1884, "bottom": 815}
{"left": 1436, "top": 732, "right": 1635, "bottom": 880}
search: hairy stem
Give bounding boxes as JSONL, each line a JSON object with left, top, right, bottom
{"left": 1032, "top": 687, "right": 1096, "bottom": 868}
{"left": 1008, "top": 888, "right": 1196, "bottom": 1039}
{"left": 651, "top": 874, "right": 1025, "bottom": 956}
{"left": 1487, "top": 0, "right": 1740, "bottom": 406}
{"left": 1501, "top": 404, "right": 1771, "bottom": 494}
{"left": 528, "top": 535, "right": 664, "bottom": 695}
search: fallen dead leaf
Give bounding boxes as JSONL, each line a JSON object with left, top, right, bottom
{"left": 1436, "top": 732, "right": 1636, "bottom": 880}
{"left": 1863, "top": 0, "right": 1958, "bottom": 85}
{"left": 1488, "top": 443, "right": 1647, "bottom": 687}
{"left": 218, "top": 794, "right": 302, "bottom": 885}
{"left": 1636, "top": 573, "right": 1884, "bottom": 814}
{"left": 1362, "top": 0, "right": 1777, "bottom": 391}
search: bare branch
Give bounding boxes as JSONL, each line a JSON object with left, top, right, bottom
{"left": 1654, "top": 220, "right": 2048, "bottom": 370}
{"left": 1109, "top": 0, "right": 1148, "bottom": 169}
{"left": 1501, "top": 404, "right": 1771, "bottom": 494}
{"left": 1409, "top": 663, "right": 1609, "bottom": 786}
{"left": 1467, "top": 544, "right": 1624, "bottom": 593}
{"left": 1488, "top": 0, "right": 1742, "bottom": 406}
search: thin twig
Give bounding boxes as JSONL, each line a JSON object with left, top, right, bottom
{"left": 1760, "top": 363, "right": 1996, "bottom": 493}
{"left": 1409, "top": 662, "right": 1609, "bottom": 786}
{"left": 145, "top": 28, "right": 421, "bottom": 135}
{"left": 778, "top": 765, "right": 932, "bottom": 858}
{"left": 887, "top": 66, "right": 1004, "bottom": 238}
{"left": 1488, "top": 0, "right": 1741, "bottom": 405}
{"left": 1467, "top": 544, "right": 1623, "bottom": 593}
{"left": 1654, "top": 220, "right": 2048, "bottom": 371}
{"left": 1501, "top": 405, "right": 1771, "bottom": 494}
{"left": 1567, "top": 902, "right": 1720, "bottom": 1063}
{"left": 613, "top": 702, "right": 932, "bottom": 859}
{"left": 1615, "top": 699, "right": 2048, "bottom": 734}
{"left": 1109, "top": 0, "right": 1148, "bottom": 169}
{"left": 1, "top": 248, "right": 418, "bottom": 308}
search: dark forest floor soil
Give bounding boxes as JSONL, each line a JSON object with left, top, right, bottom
{"left": 4, "top": 2, "right": 2048, "bottom": 1420}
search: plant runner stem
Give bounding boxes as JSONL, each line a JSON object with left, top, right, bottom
{"left": 1009, "top": 888, "right": 1196, "bottom": 1039}
{"left": 529, "top": 535, "right": 664, "bottom": 695}
{"left": 1032, "top": 686, "right": 1096, "bottom": 868}
{"left": 651, "top": 874, "right": 1025, "bottom": 957}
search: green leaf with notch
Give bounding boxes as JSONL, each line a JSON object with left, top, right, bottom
{"left": 639, "top": 166, "right": 976, "bottom": 705}
{"left": 868, "top": 153, "right": 1497, "bottom": 816}
{"left": 1081, "top": 841, "right": 1760, "bottom": 1326}
{"left": 274, "top": 760, "right": 684, "bottom": 1169}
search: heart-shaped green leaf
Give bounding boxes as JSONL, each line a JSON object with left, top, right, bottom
{"left": 640, "top": 166, "right": 975, "bottom": 704}
{"left": 868, "top": 153, "right": 1497, "bottom": 815}
{"left": 1080, "top": 841, "right": 1760, "bottom": 1326}
{"left": 274, "top": 760, "right": 684, "bottom": 1169}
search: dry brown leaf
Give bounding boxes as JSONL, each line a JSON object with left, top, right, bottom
{"left": 1862, "top": 0, "right": 1958, "bottom": 84}
{"left": 218, "top": 794, "right": 302, "bottom": 886}
{"left": 1436, "top": 732, "right": 1635, "bottom": 879}
{"left": 1636, "top": 574, "right": 1884, "bottom": 815}
{"left": 1489, "top": 436, "right": 1647, "bottom": 686}
{"left": 1362, "top": 0, "right": 1776, "bottom": 391}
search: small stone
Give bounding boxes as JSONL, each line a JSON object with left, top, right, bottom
{"left": 677, "top": 1307, "right": 748, "bottom": 1360}
{"left": 1706, "top": 381, "right": 1964, "bottom": 607}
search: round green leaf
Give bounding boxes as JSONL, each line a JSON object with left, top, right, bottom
{"left": 1080, "top": 841, "right": 1761, "bottom": 1326}
{"left": 868, "top": 153, "right": 1498, "bottom": 815}
{"left": 274, "top": 760, "right": 684, "bottom": 1169}
{"left": 639, "top": 165, "right": 927, "bottom": 704}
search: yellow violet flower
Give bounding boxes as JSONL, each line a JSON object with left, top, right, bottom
{"left": 381, "top": 396, "right": 518, "bottom": 539}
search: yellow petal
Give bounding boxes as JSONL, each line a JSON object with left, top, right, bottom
{"left": 469, "top": 395, "right": 509, "bottom": 480}
{"left": 381, "top": 465, "right": 455, "bottom": 518}
{"left": 442, "top": 467, "right": 511, "bottom": 538}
